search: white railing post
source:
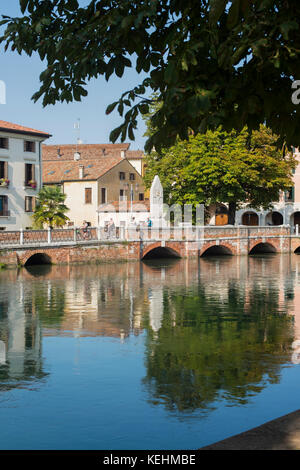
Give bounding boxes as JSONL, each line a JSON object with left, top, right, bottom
{"left": 48, "top": 227, "right": 51, "bottom": 244}
{"left": 97, "top": 226, "right": 101, "bottom": 241}
{"left": 20, "top": 228, "right": 23, "bottom": 246}
{"left": 297, "top": 224, "right": 299, "bottom": 236}
{"left": 74, "top": 227, "right": 77, "bottom": 242}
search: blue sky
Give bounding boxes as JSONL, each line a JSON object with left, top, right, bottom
{"left": 0, "top": 0, "right": 147, "bottom": 149}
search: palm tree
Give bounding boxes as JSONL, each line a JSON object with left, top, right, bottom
{"left": 33, "top": 185, "right": 70, "bottom": 229}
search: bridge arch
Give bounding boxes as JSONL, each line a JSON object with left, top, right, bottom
{"left": 142, "top": 242, "right": 181, "bottom": 260}
{"left": 249, "top": 242, "right": 277, "bottom": 255}
{"left": 294, "top": 246, "right": 300, "bottom": 254}
{"left": 24, "top": 252, "right": 52, "bottom": 266}
{"left": 200, "top": 244, "right": 233, "bottom": 257}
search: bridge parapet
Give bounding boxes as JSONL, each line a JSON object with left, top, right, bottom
{"left": 0, "top": 225, "right": 294, "bottom": 250}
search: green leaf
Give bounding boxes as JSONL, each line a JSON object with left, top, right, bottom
{"left": 280, "top": 21, "right": 299, "bottom": 40}
{"left": 20, "top": 0, "right": 30, "bottom": 14}
{"left": 106, "top": 101, "right": 118, "bottom": 115}
{"left": 227, "top": 0, "right": 240, "bottom": 30}
{"left": 110, "top": 125, "right": 124, "bottom": 143}
{"left": 209, "top": 0, "right": 227, "bottom": 23}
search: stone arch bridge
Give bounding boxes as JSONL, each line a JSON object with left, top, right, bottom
{"left": 0, "top": 225, "right": 299, "bottom": 267}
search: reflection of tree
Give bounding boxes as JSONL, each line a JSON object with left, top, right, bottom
{"left": 143, "top": 280, "right": 294, "bottom": 414}
{"left": 34, "top": 283, "right": 66, "bottom": 328}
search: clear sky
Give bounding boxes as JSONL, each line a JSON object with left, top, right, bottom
{"left": 0, "top": 0, "right": 147, "bottom": 149}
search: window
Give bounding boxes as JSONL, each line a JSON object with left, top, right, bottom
{"left": 129, "top": 173, "right": 135, "bottom": 181}
{"left": 24, "top": 141, "right": 36, "bottom": 152}
{"left": 285, "top": 187, "right": 295, "bottom": 202}
{"left": 25, "top": 163, "right": 35, "bottom": 186}
{"left": 101, "top": 188, "right": 106, "bottom": 204}
{"left": 85, "top": 188, "right": 92, "bottom": 204}
{"left": 0, "top": 161, "right": 8, "bottom": 179}
{"left": 25, "top": 196, "right": 35, "bottom": 212}
{"left": 139, "top": 193, "right": 145, "bottom": 201}
{"left": 120, "top": 189, "right": 126, "bottom": 201}
{"left": 119, "top": 172, "right": 125, "bottom": 180}
{"left": 0, "top": 196, "right": 9, "bottom": 216}
{"left": 0, "top": 138, "right": 8, "bottom": 149}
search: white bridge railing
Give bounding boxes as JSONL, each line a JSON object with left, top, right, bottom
{"left": 0, "top": 225, "right": 292, "bottom": 248}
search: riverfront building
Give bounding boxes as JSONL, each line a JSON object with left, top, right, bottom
{"left": 208, "top": 149, "right": 300, "bottom": 228}
{"left": 0, "top": 120, "right": 51, "bottom": 231}
{"left": 42, "top": 143, "right": 148, "bottom": 228}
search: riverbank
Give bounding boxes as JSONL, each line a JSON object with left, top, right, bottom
{"left": 200, "top": 410, "right": 300, "bottom": 450}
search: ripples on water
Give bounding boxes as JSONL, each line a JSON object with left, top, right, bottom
{"left": 0, "top": 254, "right": 300, "bottom": 449}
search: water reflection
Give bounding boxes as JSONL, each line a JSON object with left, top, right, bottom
{"left": 0, "top": 280, "right": 46, "bottom": 390}
{"left": 0, "top": 254, "right": 299, "bottom": 417}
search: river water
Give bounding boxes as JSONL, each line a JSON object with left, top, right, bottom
{"left": 0, "top": 254, "right": 300, "bottom": 450}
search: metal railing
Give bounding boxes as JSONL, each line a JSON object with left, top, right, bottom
{"left": 0, "top": 224, "right": 294, "bottom": 248}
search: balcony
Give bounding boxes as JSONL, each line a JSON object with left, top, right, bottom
{"left": 0, "top": 178, "right": 9, "bottom": 188}
{"left": 24, "top": 180, "right": 37, "bottom": 189}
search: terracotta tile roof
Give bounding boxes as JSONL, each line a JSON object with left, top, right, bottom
{"left": 0, "top": 120, "right": 51, "bottom": 138}
{"left": 126, "top": 150, "right": 145, "bottom": 159}
{"left": 42, "top": 143, "right": 130, "bottom": 161}
{"left": 98, "top": 200, "right": 150, "bottom": 212}
{"left": 43, "top": 156, "right": 123, "bottom": 183}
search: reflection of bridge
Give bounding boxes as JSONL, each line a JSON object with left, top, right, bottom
{"left": 1, "top": 225, "right": 300, "bottom": 266}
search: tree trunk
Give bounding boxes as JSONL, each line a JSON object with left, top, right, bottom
{"left": 228, "top": 202, "right": 237, "bottom": 225}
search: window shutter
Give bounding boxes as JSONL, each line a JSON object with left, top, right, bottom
{"left": 85, "top": 188, "right": 92, "bottom": 204}
{"left": 3, "top": 195, "right": 8, "bottom": 214}
{"left": 101, "top": 188, "right": 106, "bottom": 204}
{"left": 32, "top": 164, "right": 36, "bottom": 182}
{"left": 4, "top": 161, "right": 8, "bottom": 179}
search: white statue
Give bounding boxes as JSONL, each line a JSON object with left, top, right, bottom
{"left": 150, "top": 175, "right": 164, "bottom": 227}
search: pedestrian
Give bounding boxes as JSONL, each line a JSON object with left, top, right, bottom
{"left": 108, "top": 218, "right": 115, "bottom": 238}
{"left": 129, "top": 216, "right": 137, "bottom": 239}
{"left": 81, "top": 220, "right": 89, "bottom": 239}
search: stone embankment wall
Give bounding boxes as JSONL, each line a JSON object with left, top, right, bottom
{"left": 0, "top": 242, "right": 141, "bottom": 268}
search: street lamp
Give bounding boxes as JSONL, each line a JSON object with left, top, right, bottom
{"left": 123, "top": 182, "right": 139, "bottom": 212}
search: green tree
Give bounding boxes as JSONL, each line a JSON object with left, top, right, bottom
{"left": 1, "top": 1, "right": 300, "bottom": 152}
{"left": 33, "top": 185, "right": 70, "bottom": 229}
{"left": 143, "top": 126, "right": 296, "bottom": 224}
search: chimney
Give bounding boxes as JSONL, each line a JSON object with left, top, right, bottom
{"left": 79, "top": 165, "right": 84, "bottom": 179}
{"left": 121, "top": 150, "right": 126, "bottom": 159}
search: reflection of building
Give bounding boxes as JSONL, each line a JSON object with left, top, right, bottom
{"left": 149, "top": 287, "right": 164, "bottom": 333}
{"left": 0, "top": 340, "right": 5, "bottom": 364}
{"left": 0, "top": 282, "right": 44, "bottom": 386}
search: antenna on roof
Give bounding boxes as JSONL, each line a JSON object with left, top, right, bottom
{"left": 74, "top": 118, "right": 82, "bottom": 160}
{"left": 74, "top": 118, "right": 82, "bottom": 145}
